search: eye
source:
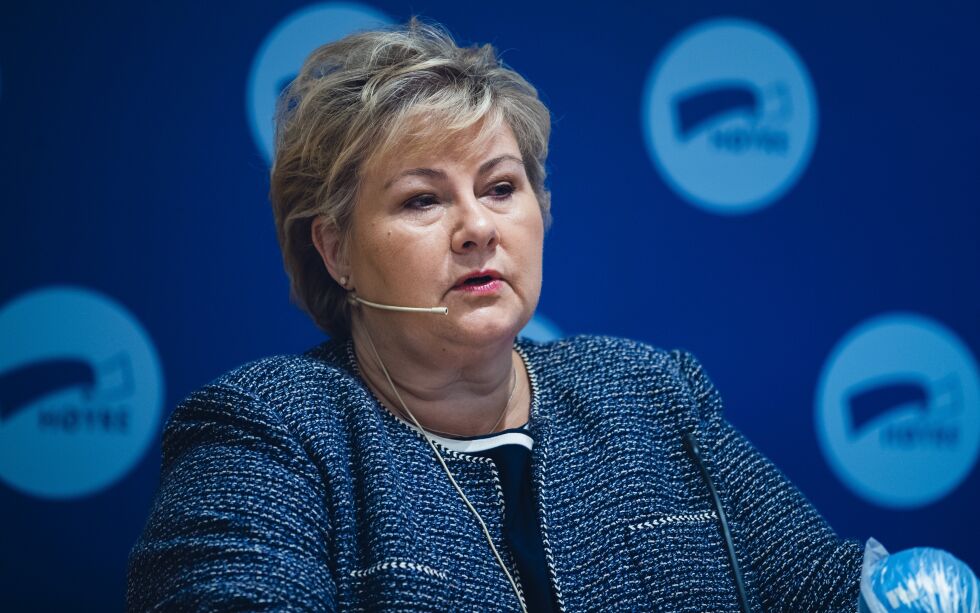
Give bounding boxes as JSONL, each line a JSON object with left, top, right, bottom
{"left": 403, "top": 194, "right": 438, "bottom": 210}
{"left": 486, "top": 182, "right": 515, "bottom": 200}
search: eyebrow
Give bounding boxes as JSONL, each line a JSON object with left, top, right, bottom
{"left": 382, "top": 154, "right": 524, "bottom": 190}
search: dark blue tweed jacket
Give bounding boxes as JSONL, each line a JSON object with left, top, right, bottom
{"left": 126, "top": 335, "right": 862, "bottom": 612}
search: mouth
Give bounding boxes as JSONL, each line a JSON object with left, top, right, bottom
{"left": 452, "top": 269, "right": 504, "bottom": 294}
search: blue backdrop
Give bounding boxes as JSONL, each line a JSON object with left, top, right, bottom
{"left": 1, "top": 1, "right": 977, "bottom": 609}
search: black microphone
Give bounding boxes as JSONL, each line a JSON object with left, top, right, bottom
{"left": 683, "top": 431, "right": 753, "bottom": 613}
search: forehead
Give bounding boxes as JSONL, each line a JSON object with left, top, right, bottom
{"left": 364, "top": 117, "right": 521, "bottom": 185}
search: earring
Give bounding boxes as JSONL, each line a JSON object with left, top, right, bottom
{"left": 339, "top": 275, "right": 349, "bottom": 288}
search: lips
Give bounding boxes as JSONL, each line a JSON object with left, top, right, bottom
{"left": 452, "top": 269, "right": 503, "bottom": 289}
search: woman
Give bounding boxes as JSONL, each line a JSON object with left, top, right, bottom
{"left": 127, "top": 18, "right": 862, "bottom": 612}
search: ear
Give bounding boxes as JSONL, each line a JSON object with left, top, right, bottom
{"left": 311, "top": 216, "right": 351, "bottom": 287}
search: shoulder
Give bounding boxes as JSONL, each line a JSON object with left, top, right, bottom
{"left": 211, "top": 339, "right": 352, "bottom": 397}
{"left": 167, "top": 338, "right": 357, "bottom": 432}
{"left": 516, "top": 333, "right": 676, "bottom": 370}
{"left": 517, "top": 333, "right": 723, "bottom": 418}
{"left": 516, "top": 332, "right": 697, "bottom": 381}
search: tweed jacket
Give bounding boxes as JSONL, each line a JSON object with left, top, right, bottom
{"left": 126, "top": 334, "right": 862, "bottom": 612}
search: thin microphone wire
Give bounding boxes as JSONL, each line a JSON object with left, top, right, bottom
{"left": 358, "top": 323, "right": 528, "bottom": 613}
{"left": 348, "top": 292, "right": 448, "bottom": 315}
{"left": 683, "top": 431, "right": 752, "bottom": 613}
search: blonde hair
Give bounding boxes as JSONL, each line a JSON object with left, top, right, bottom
{"left": 269, "top": 17, "right": 552, "bottom": 339}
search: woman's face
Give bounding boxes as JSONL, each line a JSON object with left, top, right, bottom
{"left": 343, "top": 120, "right": 544, "bottom": 350}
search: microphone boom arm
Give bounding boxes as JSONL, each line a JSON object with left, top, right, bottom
{"left": 348, "top": 293, "right": 449, "bottom": 315}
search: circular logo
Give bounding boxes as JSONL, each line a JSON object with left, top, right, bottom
{"left": 815, "top": 313, "right": 980, "bottom": 508}
{"left": 246, "top": 2, "right": 393, "bottom": 163}
{"left": 642, "top": 18, "right": 818, "bottom": 214}
{"left": 519, "top": 313, "right": 563, "bottom": 343}
{"left": 0, "top": 286, "right": 164, "bottom": 499}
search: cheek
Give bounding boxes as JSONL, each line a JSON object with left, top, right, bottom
{"left": 507, "top": 209, "right": 545, "bottom": 293}
{"left": 350, "top": 221, "right": 395, "bottom": 282}
{"left": 514, "top": 207, "right": 545, "bottom": 261}
{"left": 357, "top": 222, "right": 444, "bottom": 285}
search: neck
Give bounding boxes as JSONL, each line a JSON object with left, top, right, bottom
{"left": 350, "top": 318, "right": 527, "bottom": 437}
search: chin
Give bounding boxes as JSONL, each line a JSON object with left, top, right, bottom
{"left": 451, "top": 308, "right": 525, "bottom": 347}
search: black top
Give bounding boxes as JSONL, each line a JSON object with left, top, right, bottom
{"left": 432, "top": 424, "right": 558, "bottom": 613}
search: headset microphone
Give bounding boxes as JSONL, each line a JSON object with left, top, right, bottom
{"left": 347, "top": 292, "right": 449, "bottom": 315}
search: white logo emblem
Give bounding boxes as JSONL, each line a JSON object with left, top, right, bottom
{"left": 0, "top": 287, "right": 164, "bottom": 499}
{"left": 642, "top": 18, "right": 818, "bottom": 213}
{"left": 815, "top": 313, "right": 980, "bottom": 508}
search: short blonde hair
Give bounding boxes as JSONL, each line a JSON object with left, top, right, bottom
{"left": 269, "top": 17, "right": 552, "bottom": 339}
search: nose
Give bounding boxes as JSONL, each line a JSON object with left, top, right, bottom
{"left": 451, "top": 196, "right": 498, "bottom": 255}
